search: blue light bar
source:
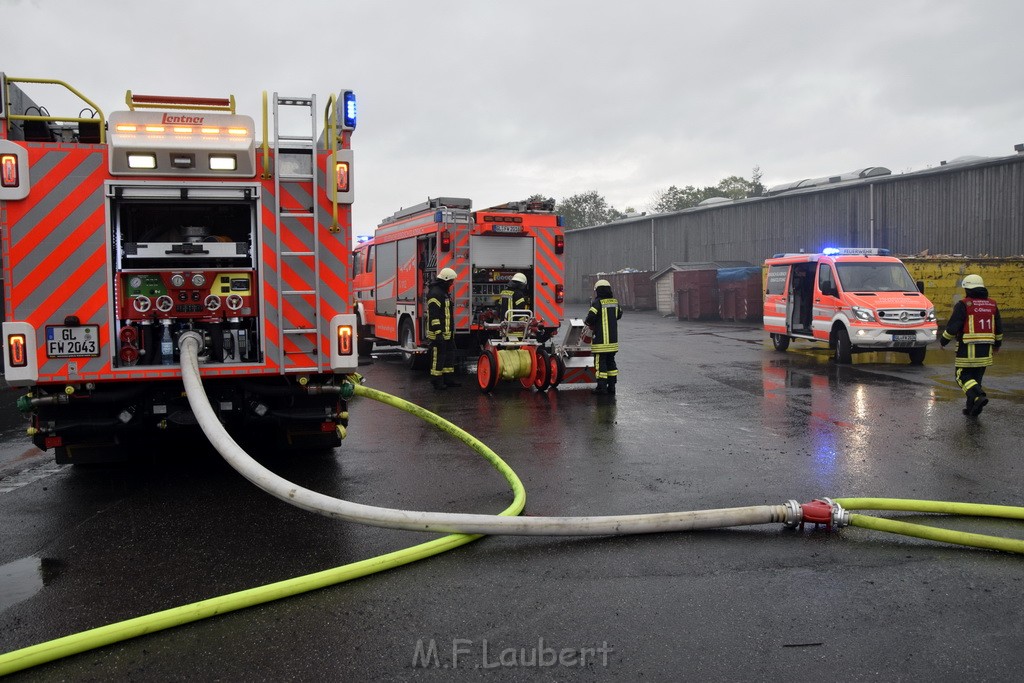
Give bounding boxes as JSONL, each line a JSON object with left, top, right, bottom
{"left": 822, "top": 247, "right": 890, "bottom": 256}
{"left": 343, "top": 91, "right": 357, "bottom": 129}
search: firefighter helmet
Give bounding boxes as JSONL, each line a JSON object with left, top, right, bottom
{"left": 511, "top": 272, "right": 528, "bottom": 285}
{"left": 437, "top": 267, "right": 457, "bottom": 282}
{"left": 962, "top": 274, "right": 984, "bottom": 289}
{"left": 594, "top": 279, "right": 611, "bottom": 290}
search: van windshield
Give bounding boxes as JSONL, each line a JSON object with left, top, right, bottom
{"left": 835, "top": 262, "right": 918, "bottom": 293}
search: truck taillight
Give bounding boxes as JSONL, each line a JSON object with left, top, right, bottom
{"left": 6, "top": 333, "right": 27, "bottom": 368}
{"left": 555, "top": 234, "right": 564, "bottom": 254}
{"left": 335, "top": 161, "right": 350, "bottom": 192}
{"left": 440, "top": 229, "right": 451, "bottom": 252}
{"left": 1, "top": 154, "right": 19, "bottom": 188}
{"left": 329, "top": 314, "right": 358, "bottom": 371}
{"left": 337, "top": 324, "right": 353, "bottom": 356}
{"left": 555, "top": 284, "right": 564, "bottom": 303}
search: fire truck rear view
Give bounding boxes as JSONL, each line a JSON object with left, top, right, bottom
{"left": 351, "top": 197, "right": 566, "bottom": 365}
{"left": 0, "top": 73, "right": 360, "bottom": 462}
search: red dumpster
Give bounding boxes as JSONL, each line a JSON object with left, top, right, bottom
{"left": 675, "top": 269, "right": 719, "bottom": 320}
{"left": 717, "top": 267, "right": 763, "bottom": 321}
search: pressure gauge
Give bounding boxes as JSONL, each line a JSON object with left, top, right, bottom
{"left": 191, "top": 273, "right": 207, "bottom": 287}
{"left": 129, "top": 276, "right": 143, "bottom": 289}
{"left": 170, "top": 273, "right": 186, "bottom": 288}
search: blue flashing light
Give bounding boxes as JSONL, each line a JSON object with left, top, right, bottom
{"left": 556, "top": 216, "right": 564, "bottom": 227}
{"left": 434, "top": 210, "right": 443, "bottom": 223}
{"left": 355, "top": 234, "right": 372, "bottom": 243}
{"left": 343, "top": 91, "right": 357, "bottom": 129}
{"left": 821, "top": 247, "right": 891, "bottom": 256}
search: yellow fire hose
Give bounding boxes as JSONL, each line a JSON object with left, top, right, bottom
{"left": 835, "top": 498, "right": 1024, "bottom": 554}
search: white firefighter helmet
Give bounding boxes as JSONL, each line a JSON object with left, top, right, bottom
{"left": 437, "top": 267, "right": 457, "bottom": 282}
{"left": 962, "top": 274, "right": 984, "bottom": 289}
{"left": 511, "top": 272, "right": 528, "bottom": 285}
{"left": 594, "top": 279, "right": 611, "bottom": 290}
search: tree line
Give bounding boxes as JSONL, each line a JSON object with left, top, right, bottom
{"left": 530, "top": 166, "right": 765, "bottom": 230}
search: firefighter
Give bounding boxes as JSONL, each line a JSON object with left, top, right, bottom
{"left": 498, "top": 272, "right": 530, "bottom": 320}
{"left": 497, "top": 272, "right": 530, "bottom": 339}
{"left": 426, "top": 267, "right": 460, "bottom": 390}
{"left": 940, "top": 274, "right": 1003, "bottom": 416}
{"left": 585, "top": 279, "right": 622, "bottom": 395}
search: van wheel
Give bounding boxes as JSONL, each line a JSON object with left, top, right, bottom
{"left": 908, "top": 347, "right": 926, "bottom": 365}
{"left": 834, "top": 328, "right": 853, "bottom": 365}
{"left": 771, "top": 333, "right": 790, "bottom": 352}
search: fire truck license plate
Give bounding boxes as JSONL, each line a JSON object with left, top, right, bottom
{"left": 892, "top": 333, "right": 916, "bottom": 345}
{"left": 46, "top": 325, "right": 100, "bottom": 358}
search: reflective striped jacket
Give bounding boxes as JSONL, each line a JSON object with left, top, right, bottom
{"left": 585, "top": 296, "right": 622, "bottom": 353}
{"left": 426, "top": 282, "right": 453, "bottom": 341}
{"left": 942, "top": 293, "right": 1003, "bottom": 367}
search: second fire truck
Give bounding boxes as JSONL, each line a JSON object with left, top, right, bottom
{"left": 352, "top": 197, "right": 565, "bottom": 365}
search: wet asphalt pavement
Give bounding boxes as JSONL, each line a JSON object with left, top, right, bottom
{"left": 2, "top": 307, "right": 1024, "bottom": 681}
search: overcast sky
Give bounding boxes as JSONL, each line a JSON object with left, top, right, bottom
{"left": 4, "top": 0, "right": 1023, "bottom": 235}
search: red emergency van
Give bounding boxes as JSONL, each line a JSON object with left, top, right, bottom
{"left": 763, "top": 248, "right": 937, "bottom": 364}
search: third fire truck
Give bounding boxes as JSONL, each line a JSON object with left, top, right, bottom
{"left": 352, "top": 196, "right": 565, "bottom": 365}
{"left": 0, "top": 72, "right": 360, "bottom": 462}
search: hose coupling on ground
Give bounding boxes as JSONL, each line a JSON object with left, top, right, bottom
{"left": 783, "top": 498, "right": 849, "bottom": 531}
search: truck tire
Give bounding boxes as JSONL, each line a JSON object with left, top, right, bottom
{"left": 771, "top": 333, "right": 790, "bottom": 352}
{"left": 908, "top": 347, "right": 926, "bottom": 365}
{"left": 834, "top": 328, "right": 853, "bottom": 365}
{"left": 400, "top": 318, "right": 425, "bottom": 370}
{"left": 356, "top": 313, "right": 373, "bottom": 357}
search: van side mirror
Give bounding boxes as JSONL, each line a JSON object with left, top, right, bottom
{"left": 916, "top": 280, "right": 924, "bottom": 293}
{"left": 821, "top": 282, "right": 837, "bottom": 297}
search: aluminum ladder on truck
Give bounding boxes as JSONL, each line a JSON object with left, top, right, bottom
{"left": 272, "top": 93, "right": 322, "bottom": 373}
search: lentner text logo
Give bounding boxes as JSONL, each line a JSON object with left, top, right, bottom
{"left": 161, "top": 114, "right": 205, "bottom": 125}
{"left": 412, "top": 637, "right": 614, "bottom": 669}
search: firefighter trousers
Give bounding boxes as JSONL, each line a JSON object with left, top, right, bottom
{"left": 955, "top": 366, "right": 987, "bottom": 402}
{"left": 594, "top": 351, "right": 618, "bottom": 381}
{"left": 429, "top": 337, "right": 456, "bottom": 377}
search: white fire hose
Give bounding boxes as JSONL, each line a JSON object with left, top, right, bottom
{"left": 178, "top": 331, "right": 799, "bottom": 535}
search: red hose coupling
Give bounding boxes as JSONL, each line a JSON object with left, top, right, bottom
{"left": 783, "top": 498, "right": 849, "bottom": 531}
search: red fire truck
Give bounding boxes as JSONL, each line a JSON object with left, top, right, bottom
{"left": 352, "top": 196, "right": 565, "bottom": 365}
{"left": 0, "top": 73, "right": 360, "bottom": 462}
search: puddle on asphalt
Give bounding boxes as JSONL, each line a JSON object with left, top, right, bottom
{"left": 0, "top": 556, "right": 61, "bottom": 612}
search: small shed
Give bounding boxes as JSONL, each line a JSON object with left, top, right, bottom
{"left": 650, "top": 262, "right": 752, "bottom": 316}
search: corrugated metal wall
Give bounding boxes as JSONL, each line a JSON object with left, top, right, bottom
{"left": 565, "top": 154, "right": 1024, "bottom": 302}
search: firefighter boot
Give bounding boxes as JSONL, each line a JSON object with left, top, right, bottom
{"left": 431, "top": 376, "right": 446, "bottom": 391}
{"left": 607, "top": 377, "right": 617, "bottom": 394}
{"left": 970, "top": 388, "right": 989, "bottom": 417}
{"left": 593, "top": 379, "right": 608, "bottom": 395}
{"left": 444, "top": 374, "right": 462, "bottom": 388}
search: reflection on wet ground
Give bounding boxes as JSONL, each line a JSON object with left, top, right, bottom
{"left": 0, "top": 556, "right": 63, "bottom": 613}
